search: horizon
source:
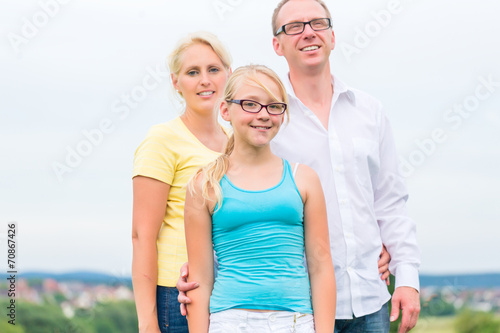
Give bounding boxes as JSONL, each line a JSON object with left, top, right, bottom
{"left": 5, "top": 271, "right": 500, "bottom": 291}
{"left": 8, "top": 269, "right": 500, "bottom": 277}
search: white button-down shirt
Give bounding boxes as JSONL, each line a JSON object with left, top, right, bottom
{"left": 271, "top": 74, "right": 420, "bottom": 319}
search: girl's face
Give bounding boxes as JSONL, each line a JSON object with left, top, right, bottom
{"left": 172, "top": 43, "right": 229, "bottom": 116}
{"left": 221, "top": 73, "right": 285, "bottom": 148}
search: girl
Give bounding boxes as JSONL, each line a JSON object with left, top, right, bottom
{"left": 184, "top": 65, "right": 336, "bottom": 332}
{"left": 132, "top": 32, "right": 231, "bottom": 333}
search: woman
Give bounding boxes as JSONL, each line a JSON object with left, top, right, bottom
{"left": 184, "top": 65, "right": 336, "bottom": 332}
{"left": 131, "top": 32, "right": 231, "bottom": 333}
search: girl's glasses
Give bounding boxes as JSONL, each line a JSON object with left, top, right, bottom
{"left": 226, "top": 99, "right": 287, "bottom": 115}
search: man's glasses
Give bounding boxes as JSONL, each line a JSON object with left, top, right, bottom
{"left": 275, "top": 18, "right": 331, "bottom": 36}
{"left": 226, "top": 99, "right": 287, "bottom": 115}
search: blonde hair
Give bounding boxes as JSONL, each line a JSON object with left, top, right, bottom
{"left": 167, "top": 31, "right": 232, "bottom": 99}
{"left": 196, "top": 65, "right": 289, "bottom": 210}
{"left": 272, "top": 0, "right": 332, "bottom": 35}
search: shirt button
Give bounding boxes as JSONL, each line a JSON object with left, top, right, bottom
{"left": 335, "top": 165, "right": 343, "bottom": 172}
{"left": 269, "top": 314, "right": 276, "bottom": 322}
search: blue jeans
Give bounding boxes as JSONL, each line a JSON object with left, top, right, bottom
{"left": 334, "top": 302, "right": 389, "bottom": 333}
{"left": 156, "top": 286, "right": 188, "bottom": 333}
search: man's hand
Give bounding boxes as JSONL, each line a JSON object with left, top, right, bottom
{"left": 390, "top": 286, "right": 420, "bottom": 333}
{"left": 378, "top": 245, "right": 391, "bottom": 285}
{"left": 175, "top": 262, "right": 199, "bottom": 316}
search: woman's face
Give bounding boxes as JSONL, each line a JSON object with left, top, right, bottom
{"left": 221, "top": 73, "right": 285, "bottom": 149}
{"left": 172, "top": 43, "right": 229, "bottom": 116}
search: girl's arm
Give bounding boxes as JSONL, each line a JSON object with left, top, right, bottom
{"left": 297, "top": 165, "right": 336, "bottom": 333}
{"left": 184, "top": 175, "right": 215, "bottom": 333}
{"left": 132, "top": 176, "right": 169, "bottom": 333}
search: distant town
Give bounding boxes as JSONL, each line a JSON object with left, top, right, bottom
{"left": 1, "top": 272, "right": 499, "bottom": 332}
{"left": 5, "top": 278, "right": 134, "bottom": 318}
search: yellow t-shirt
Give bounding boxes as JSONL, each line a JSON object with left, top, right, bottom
{"left": 133, "top": 117, "right": 227, "bottom": 287}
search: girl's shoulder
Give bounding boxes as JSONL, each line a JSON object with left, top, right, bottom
{"left": 290, "top": 162, "right": 317, "bottom": 181}
{"left": 187, "top": 168, "right": 219, "bottom": 211}
{"left": 291, "top": 162, "right": 322, "bottom": 200}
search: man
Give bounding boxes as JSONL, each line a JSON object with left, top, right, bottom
{"left": 178, "top": 0, "right": 420, "bottom": 332}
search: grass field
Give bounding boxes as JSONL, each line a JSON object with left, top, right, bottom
{"left": 412, "top": 316, "right": 455, "bottom": 333}
{"left": 397, "top": 315, "right": 500, "bottom": 333}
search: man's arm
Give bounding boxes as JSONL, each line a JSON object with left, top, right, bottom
{"left": 374, "top": 112, "right": 421, "bottom": 332}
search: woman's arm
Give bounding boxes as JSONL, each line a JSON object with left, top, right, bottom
{"left": 132, "top": 176, "right": 169, "bottom": 333}
{"left": 297, "top": 165, "right": 336, "bottom": 333}
{"left": 184, "top": 176, "right": 214, "bottom": 333}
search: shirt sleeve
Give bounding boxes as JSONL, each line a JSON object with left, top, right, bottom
{"left": 132, "top": 125, "right": 178, "bottom": 185}
{"left": 374, "top": 112, "right": 421, "bottom": 291}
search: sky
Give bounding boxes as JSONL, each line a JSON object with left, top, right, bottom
{"left": 1, "top": 0, "right": 499, "bottom": 278}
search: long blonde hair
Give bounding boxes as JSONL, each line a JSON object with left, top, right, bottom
{"left": 196, "top": 64, "right": 289, "bottom": 210}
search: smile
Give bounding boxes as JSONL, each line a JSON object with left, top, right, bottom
{"left": 301, "top": 45, "right": 319, "bottom": 52}
{"left": 251, "top": 126, "right": 271, "bottom": 130}
{"left": 197, "top": 91, "right": 215, "bottom": 96}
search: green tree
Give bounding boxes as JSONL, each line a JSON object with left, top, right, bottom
{"left": 0, "top": 300, "right": 24, "bottom": 333}
{"left": 53, "top": 292, "right": 67, "bottom": 304}
{"left": 16, "top": 301, "right": 74, "bottom": 333}
{"left": 0, "top": 320, "right": 26, "bottom": 333}
{"left": 420, "top": 296, "right": 455, "bottom": 317}
{"left": 455, "top": 309, "right": 500, "bottom": 333}
{"left": 92, "top": 301, "right": 138, "bottom": 333}
{"left": 0, "top": 298, "right": 137, "bottom": 332}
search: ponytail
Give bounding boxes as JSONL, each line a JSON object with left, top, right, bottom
{"left": 193, "top": 134, "right": 234, "bottom": 212}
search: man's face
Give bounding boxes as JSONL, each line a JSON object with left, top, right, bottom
{"left": 273, "top": 0, "right": 335, "bottom": 72}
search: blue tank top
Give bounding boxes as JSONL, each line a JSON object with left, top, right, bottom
{"left": 209, "top": 159, "right": 312, "bottom": 314}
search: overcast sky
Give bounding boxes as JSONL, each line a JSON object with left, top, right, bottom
{"left": 1, "top": 0, "right": 499, "bottom": 278}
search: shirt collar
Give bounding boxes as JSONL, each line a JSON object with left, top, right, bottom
{"left": 332, "top": 75, "right": 357, "bottom": 106}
